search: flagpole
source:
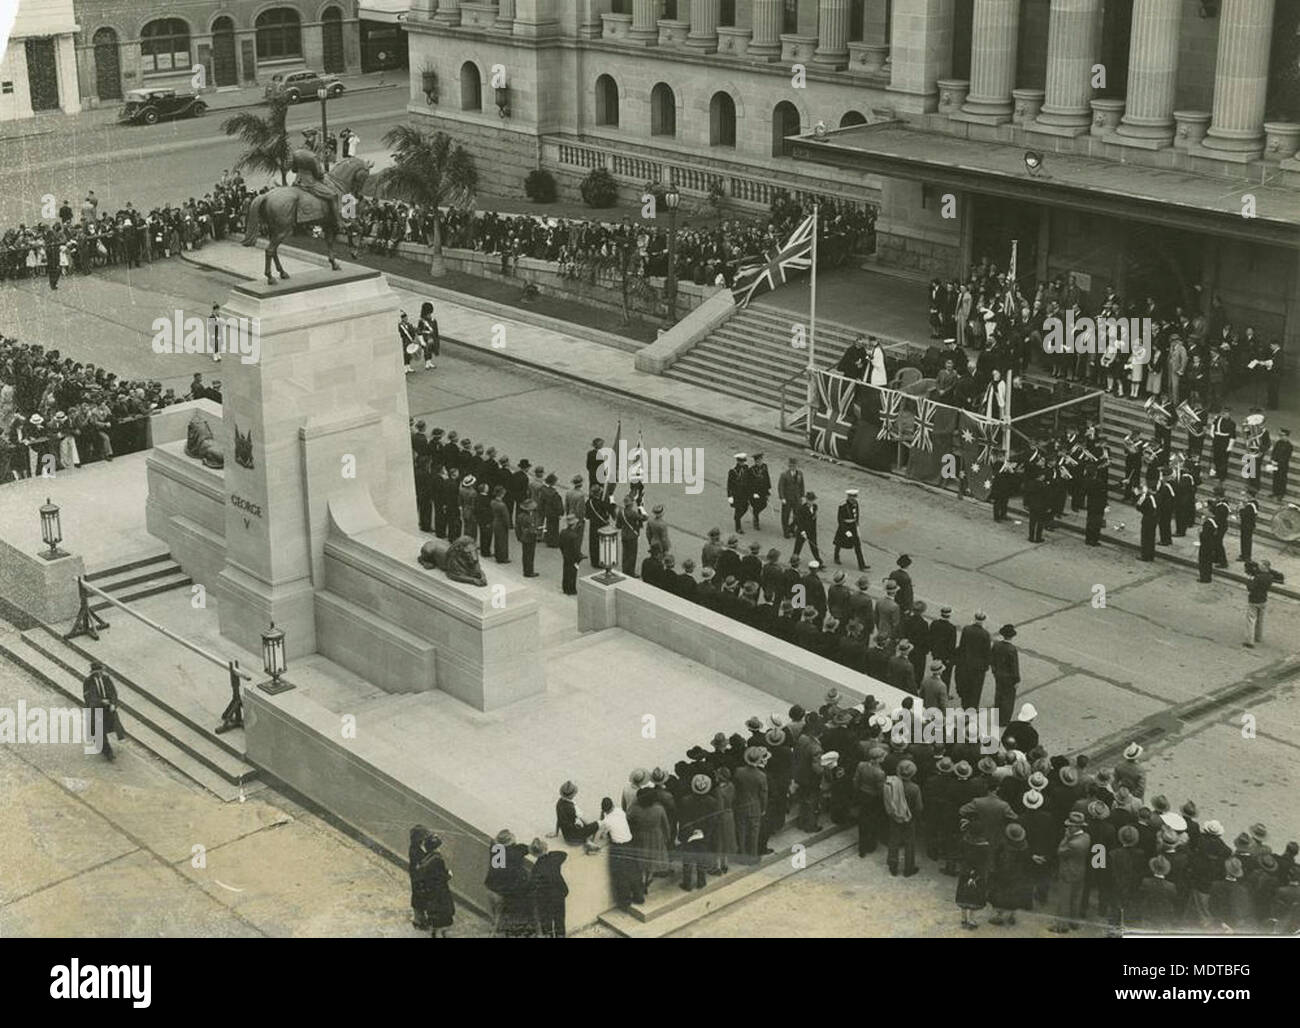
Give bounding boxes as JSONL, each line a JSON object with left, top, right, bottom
{"left": 806, "top": 205, "right": 819, "bottom": 417}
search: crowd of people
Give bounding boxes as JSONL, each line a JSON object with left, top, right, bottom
{"left": 0, "top": 173, "right": 255, "bottom": 289}
{"left": 357, "top": 191, "right": 874, "bottom": 290}
{"left": 926, "top": 259, "right": 1285, "bottom": 411}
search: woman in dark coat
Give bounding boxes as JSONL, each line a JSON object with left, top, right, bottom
{"left": 989, "top": 822, "right": 1036, "bottom": 925}
{"left": 956, "top": 819, "right": 991, "bottom": 930}
{"left": 528, "top": 837, "right": 569, "bottom": 938}
{"left": 409, "top": 827, "right": 455, "bottom": 937}
{"left": 490, "top": 485, "right": 511, "bottom": 563}
{"left": 626, "top": 787, "right": 672, "bottom": 889}
{"left": 484, "top": 828, "right": 532, "bottom": 937}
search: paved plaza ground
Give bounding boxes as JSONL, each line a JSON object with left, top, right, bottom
{"left": 2, "top": 229, "right": 1298, "bottom": 939}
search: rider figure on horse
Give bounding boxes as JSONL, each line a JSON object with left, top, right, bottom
{"left": 290, "top": 148, "right": 341, "bottom": 230}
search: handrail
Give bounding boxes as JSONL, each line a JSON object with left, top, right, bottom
{"left": 779, "top": 367, "right": 810, "bottom": 431}
{"left": 77, "top": 577, "right": 252, "bottom": 680}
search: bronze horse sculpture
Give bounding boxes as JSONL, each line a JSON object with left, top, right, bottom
{"left": 242, "top": 154, "right": 372, "bottom": 286}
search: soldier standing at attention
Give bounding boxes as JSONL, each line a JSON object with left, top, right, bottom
{"left": 727, "top": 453, "right": 750, "bottom": 535}
{"left": 616, "top": 494, "right": 645, "bottom": 576}
{"left": 1136, "top": 483, "right": 1158, "bottom": 561}
{"left": 1174, "top": 460, "right": 1196, "bottom": 537}
{"left": 515, "top": 497, "right": 540, "bottom": 578}
{"left": 1155, "top": 469, "right": 1176, "bottom": 547}
{"left": 1197, "top": 514, "right": 1218, "bottom": 584}
{"left": 558, "top": 514, "right": 582, "bottom": 595}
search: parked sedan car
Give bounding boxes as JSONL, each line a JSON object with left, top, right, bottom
{"left": 264, "top": 70, "right": 345, "bottom": 103}
{"left": 118, "top": 88, "right": 207, "bottom": 125}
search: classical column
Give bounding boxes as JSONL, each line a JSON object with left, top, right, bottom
{"left": 813, "top": 0, "right": 851, "bottom": 69}
{"left": 888, "top": 0, "right": 954, "bottom": 112}
{"left": 749, "top": 0, "right": 783, "bottom": 58}
{"left": 495, "top": 0, "right": 516, "bottom": 30}
{"left": 685, "top": 0, "right": 721, "bottom": 51}
{"left": 1032, "top": 0, "right": 1103, "bottom": 133}
{"left": 1115, "top": 0, "right": 1181, "bottom": 146}
{"left": 1203, "top": 0, "right": 1276, "bottom": 155}
{"left": 433, "top": 0, "right": 461, "bottom": 25}
{"left": 630, "top": 0, "right": 660, "bottom": 42}
{"left": 957, "top": 0, "right": 1019, "bottom": 123}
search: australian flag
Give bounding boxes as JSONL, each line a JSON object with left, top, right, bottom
{"left": 731, "top": 213, "right": 816, "bottom": 308}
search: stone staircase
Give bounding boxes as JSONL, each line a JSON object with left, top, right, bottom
{"left": 664, "top": 302, "right": 869, "bottom": 411}
{"left": 84, "top": 552, "right": 193, "bottom": 612}
{"left": 0, "top": 551, "right": 260, "bottom": 802}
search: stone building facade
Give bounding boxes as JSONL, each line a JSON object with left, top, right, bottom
{"left": 1, "top": 0, "right": 82, "bottom": 121}
{"left": 406, "top": 0, "right": 1299, "bottom": 344}
{"left": 71, "top": 0, "right": 361, "bottom": 106}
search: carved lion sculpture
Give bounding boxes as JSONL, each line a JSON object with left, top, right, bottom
{"left": 418, "top": 535, "right": 487, "bottom": 587}
{"left": 185, "top": 410, "right": 225, "bottom": 469}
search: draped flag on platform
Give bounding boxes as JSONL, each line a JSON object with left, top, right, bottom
{"left": 731, "top": 213, "right": 816, "bottom": 309}
{"left": 958, "top": 412, "right": 1003, "bottom": 501}
{"left": 810, "top": 370, "right": 856, "bottom": 458}
{"left": 905, "top": 399, "right": 957, "bottom": 485}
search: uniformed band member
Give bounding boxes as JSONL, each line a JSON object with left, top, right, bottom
{"left": 1271, "top": 428, "right": 1292, "bottom": 499}
{"left": 1238, "top": 489, "right": 1259, "bottom": 563}
{"left": 792, "top": 491, "right": 820, "bottom": 562}
{"left": 1155, "top": 470, "right": 1175, "bottom": 547}
{"left": 1023, "top": 472, "right": 1047, "bottom": 543}
{"left": 1136, "top": 484, "right": 1158, "bottom": 561}
{"left": 727, "top": 453, "right": 750, "bottom": 534}
{"left": 990, "top": 459, "right": 1017, "bottom": 522}
{"left": 1197, "top": 515, "right": 1218, "bottom": 583}
{"left": 1174, "top": 460, "right": 1197, "bottom": 537}
{"left": 833, "top": 488, "right": 867, "bottom": 570}
{"left": 1210, "top": 407, "right": 1235, "bottom": 481}
{"left": 1084, "top": 466, "right": 1108, "bottom": 546}
{"left": 1210, "top": 488, "right": 1231, "bottom": 568}
{"left": 398, "top": 311, "right": 418, "bottom": 374}
{"left": 585, "top": 485, "right": 614, "bottom": 569}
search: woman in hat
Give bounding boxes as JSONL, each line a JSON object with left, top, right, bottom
{"left": 989, "top": 823, "right": 1035, "bottom": 925}
{"left": 626, "top": 784, "right": 672, "bottom": 891}
{"left": 408, "top": 827, "right": 455, "bottom": 937}
{"left": 527, "top": 837, "right": 570, "bottom": 937}
{"left": 484, "top": 828, "right": 532, "bottom": 937}
{"left": 956, "top": 818, "right": 991, "bottom": 929}
{"left": 555, "top": 780, "right": 600, "bottom": 849}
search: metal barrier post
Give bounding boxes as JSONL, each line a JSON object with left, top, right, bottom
{"left": 216, "top": 660, "right": 245, "bottom": 734}
{"left": 64, "top": 578, "right": 110, "bottom": 642}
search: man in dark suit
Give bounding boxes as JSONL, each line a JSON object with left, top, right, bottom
{"left": 732, "top": 748, "right": 769, "bottom": 863}
{"left": 1271, "top": 428, "right": 1292, "bottom": 499}
{"left": 1136, "top": 484, "right": 1158, "bottom": 561}
{"left": 82, "top": 660, "right": 123, "bottom": 761}
{"left": 1155, "top": 470, "right": 1175, "bottom": 546}
{"left": 792, "top": 491, "right": 821, "bottom": 563}
{"left": 1084, "top": 466, "right": 1108, "bottom": 546}
{"left": 833, "top": 488, "right": 867, "bottom": 570}
{"left": 585, "top": 437, "right": 605, "bottom": 489}
{"left": 990, "top": 624, "right": 1021, "bottom": 723}
{"left": 1211, "top": 487, "right": 1231, "bottom": 567}
{"left": 1238, "top": 489, "right": 1260, "bottom": 562}
{"left": 748, "top": 453, "right": 771, "bottom": 531}
{"left": 927, "top": 605, "right": 957, "bottom": 687}
{"left": 954, "top": 611, "right": 991, "bottom": 709}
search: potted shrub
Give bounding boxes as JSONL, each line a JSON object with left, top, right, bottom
{"left": 524, "top": 169, "right": 557, "bottom": 203}
{"left": 580, "top": 167, "right": 619, "bottom": 208}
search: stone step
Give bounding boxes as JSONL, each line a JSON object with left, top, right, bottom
{"left": 87, "top": 558, "right": 187, "bottom": 596}
{"left": 90, "top": 569, "right": 193, "bottom": 613}
{"left": 598, "top": 826, "right": 857, "bottom": 938}
{"left": 84, "top": 551, "right": 173, "bottom": 583}
{"left": 2, "top": 636, "right": 260, "bottom": 802}
{"left": 27, "top": 625, "right": 253, "bottom": 769}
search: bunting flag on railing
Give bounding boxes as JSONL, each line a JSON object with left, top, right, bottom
{"left": 810, "top": 370, "right": 856, "bottom": 458}
{"left": 910, "top": 397, "right": 937, "bottom": 452}
{"left": 876, "top": 388, "right": 904, "bottom": 441}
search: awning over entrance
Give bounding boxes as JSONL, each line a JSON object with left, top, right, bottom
{"left": 359, "top": 0, "right": 409, "bottom": 24}
{"left": 792, "top": 122, "right": 1300, "bottom": 250}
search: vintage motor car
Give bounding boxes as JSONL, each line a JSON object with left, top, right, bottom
{"left": 118, "top": 88, "right": 207, "bottom": 125}
{"left": 263, "top": 70, "right": 345, "bottom": 103}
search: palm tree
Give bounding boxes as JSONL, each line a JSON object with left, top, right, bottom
{"left": 221, "top": 95, "right": 293, "bottom": 186}
{"left": 372, "top": 124, "right": 478, "bottom": 277}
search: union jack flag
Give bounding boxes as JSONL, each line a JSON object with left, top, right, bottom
{"left": 810, "top": 371, "right": 856, "bottom": 458}
{"left": 876, "top": 388, "right": 904, "bottom": 441}
{"left": 731, "top": 214, "right": 816, "bottom": 308}
{"left": 910, "top": 397, "right": 937, "bottom": 452}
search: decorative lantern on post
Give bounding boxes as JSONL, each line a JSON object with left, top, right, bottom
{"left": 258, "top": 621, "right": 293, "bottom": 694}
{"left": 38, "top": 498, "right": 67, "bottom": 560}
{"left": 663, "top": 183, "right": 681, "bottom": 324}
{"left": 597, "top": 524, "right": 620, "bottom": 583}
{"left": 495, "top": 83, "right": 511, "bottom": 118}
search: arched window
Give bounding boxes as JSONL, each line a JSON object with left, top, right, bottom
{"left": 651, "top": 82, "right": 676, "bottom": 137}
{"left": 321, "top": 6, "right": 345, "bottom": 74}
{"left": 840, "top": 110, "right": 868, "bottom": 127}
{"left": 139, "top": 18, "right": 190, "bottom": 73}
{"left": 772, "top": 100, "right": 801, "bottom": 157}
{"left": 710, "top": 92, "right": 737, "bottom": 147}
{"left": 460, "top": 61, "right": 482, "bottom": 111}
{"left": 255, "top": 8, "right": 302, "bottom": 61}
{"left": 595, "top": 74, "right": 620, "bottom": 127}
